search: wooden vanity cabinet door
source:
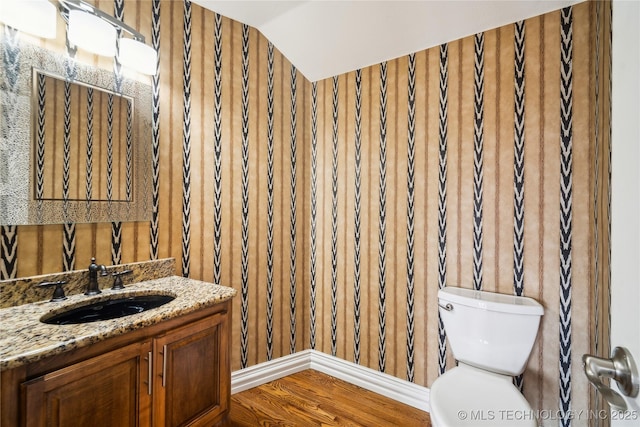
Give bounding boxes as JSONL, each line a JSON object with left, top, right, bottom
{"left": 20, "top": 340, "right": 153, "bottom": 427}
{"left": 153, "top": 311, "right": 229, "bottom": 427}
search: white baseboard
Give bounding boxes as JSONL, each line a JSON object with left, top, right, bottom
{"left": 231, "top": 350, "right": 312, "bottom": 394}
{"left": 231, "top": 350, "right": 430, "bottom": 413}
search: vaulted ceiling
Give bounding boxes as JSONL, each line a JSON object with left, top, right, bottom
{"left": 193, "top": 0, "right": 584, "bottom": 82}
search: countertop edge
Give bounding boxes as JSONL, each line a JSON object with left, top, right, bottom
{"left": 0, "top": 276, "right": 236, "bottom": 371}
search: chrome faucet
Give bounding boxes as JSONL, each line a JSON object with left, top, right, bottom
{"left": 86, "top": 257, "right": 108, "bottom": 295}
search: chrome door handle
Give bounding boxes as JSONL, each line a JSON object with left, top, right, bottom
{"left": 583, "top": 346, "right": 639, "bottom": 411}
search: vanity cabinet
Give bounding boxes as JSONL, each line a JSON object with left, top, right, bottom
{"left": 21, "top": 340, "right": 152, "bottom": 427}
{"left": 153, "top": 312, "right": 229, "bottom": 426}
{"left": 2, "top": 300, "right": 231, "bottom": 427}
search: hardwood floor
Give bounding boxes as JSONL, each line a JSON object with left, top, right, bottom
{"left": 228, "top": 369, "right": 431, "bottom": 426}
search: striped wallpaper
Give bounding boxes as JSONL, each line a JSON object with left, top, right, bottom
{"left": 1, "top": 1, "right": 612, "bottom": 423}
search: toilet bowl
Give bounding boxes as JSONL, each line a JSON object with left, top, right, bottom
{"left": 429, "top": 287, "right": 544, "bottom": 427}
{"left": 430, "top": 364, "right": 536, "bottom": 426}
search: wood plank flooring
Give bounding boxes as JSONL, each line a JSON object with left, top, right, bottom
{"left": 228, "top": 369, "right": 431, "bottom": 426}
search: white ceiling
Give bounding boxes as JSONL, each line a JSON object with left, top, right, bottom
{"left": 193, "top": 0, "right": 585, "bottom": 82}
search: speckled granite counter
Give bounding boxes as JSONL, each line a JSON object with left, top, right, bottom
{"left": 0, "top": 276, "right": 236, "bottom": 371}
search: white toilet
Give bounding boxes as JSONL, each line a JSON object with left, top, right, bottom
{"left": 429, "top": 286, "right": 544, "bottom": 427}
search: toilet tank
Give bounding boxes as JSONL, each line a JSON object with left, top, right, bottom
{"left": 438, "top": 287, "right": 544, "bottom": 376}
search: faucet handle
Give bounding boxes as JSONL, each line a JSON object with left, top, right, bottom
{"left": 111, "top": 269, "right": 133, "bottom": 290}
{"left": 38, "top": 280, "right": 68, "bottom": 302}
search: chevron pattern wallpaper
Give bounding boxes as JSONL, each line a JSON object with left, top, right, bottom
{"left": 1, "top": 1, "right": 613, "bottom": 422}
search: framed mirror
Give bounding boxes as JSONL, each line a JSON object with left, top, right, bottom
{"left": 0, "top": 33, "right": 151, "bottom": 225}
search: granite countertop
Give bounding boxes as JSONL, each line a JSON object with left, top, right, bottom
{"left": 0, "top": 276, "right": 236, "bottom": 371}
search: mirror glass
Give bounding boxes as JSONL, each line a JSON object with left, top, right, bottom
{"left": 34, "top": 70, "right": 135, "bottom": 203}
{"left": 0, "top": 33, "right": 151, "bottom": 224}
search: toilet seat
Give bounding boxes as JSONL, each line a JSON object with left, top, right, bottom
{"left": 430, "top": 364, "right": 536, "bottom": 427}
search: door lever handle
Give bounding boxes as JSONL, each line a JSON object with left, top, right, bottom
{"left": 583, "top": 346, "right": 639, "bottom": 411}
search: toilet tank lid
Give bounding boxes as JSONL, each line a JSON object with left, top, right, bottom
{"left": 439, "top": 287, "right": 544, "bottom": 316}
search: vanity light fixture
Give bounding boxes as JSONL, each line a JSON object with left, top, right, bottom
{"left": 67, "top": 8, "right": 117, "bottom": 57}
{"left": 0, "top": 0, "right": 157, "bottom": 75}
{"left": 118, "top": 38, "right": 158, "bottom": 76}
{"left": 0, "top": 0, "right": 57, "bottom": 39}
{"left": 59, "top": 0, "right": 158, "bottom": 75}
